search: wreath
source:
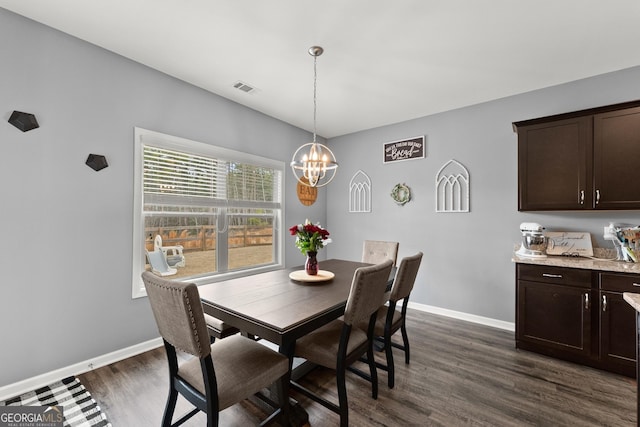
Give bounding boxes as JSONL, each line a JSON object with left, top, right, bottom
{"left": 391, "top": 183, "right": 411, "bottom": 205}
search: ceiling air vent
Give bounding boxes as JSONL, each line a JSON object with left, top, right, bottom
{"left": 233, "top": 81, "right": 257, "bottom": 94}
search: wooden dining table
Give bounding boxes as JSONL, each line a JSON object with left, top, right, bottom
{"left": 198, "top": 258, "right": 389, "bottom": 425}
{"left": 199, "top": 258, "right": 374, "bottom": 357}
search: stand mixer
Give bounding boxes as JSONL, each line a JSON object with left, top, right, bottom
{"left": 516, "top": 222, "right": 548, "bottom": 258}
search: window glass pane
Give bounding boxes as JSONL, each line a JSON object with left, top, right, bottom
{"left": 144, "top": 146, "right": 225, "bottom": 200}
{"left": 227, "top": 209, "right": 275, "bottom": 270}
{"left": 144, "top": 207, "right": 218, "bottom": 279}
{"left": 227, "top": 163, "right": 278, "bottom": 202}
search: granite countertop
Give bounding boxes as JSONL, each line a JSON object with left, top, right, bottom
{"left": 624, "top": 292, "right": 640, "bottom": 312}
{"left": 512, "top": 246, "right": 640, "bottom": 274}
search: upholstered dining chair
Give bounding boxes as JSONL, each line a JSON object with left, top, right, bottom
{"left": 204, "top": 314, "right": 240, "bottom": 343}
{"left": 291, "top": 259, "right": 394, "bottom": 427}
{"left": 361, "top": 240, "right": 399, "bottom": 266}
{"left": 361, "top": 240, "right": 399, "bottom": 302}
{"left": 141, "top": 271, "right": 290, "bottom": 427}
{"left": 360, "top": 251, "right": 423, "bottom": 389}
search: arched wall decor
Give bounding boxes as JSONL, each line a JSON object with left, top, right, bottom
{"left": 349, "top": 170, "right": 372, "bottom": 213}
{"left": 435, "top": 159, "right": 470, "bottom": 212}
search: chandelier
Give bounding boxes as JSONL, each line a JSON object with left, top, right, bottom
{"left": 291, "top": 46, "right": 338, "bottom": 187}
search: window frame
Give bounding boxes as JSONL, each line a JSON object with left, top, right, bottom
{"left": 132, "top": 127, "right": 285, "bottom": 298}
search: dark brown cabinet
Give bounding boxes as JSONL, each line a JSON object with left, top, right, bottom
{"left": 516, "top": 116, "right": 592, "bottom": 211}
{"left": 593, "top": 106, "right": 640, "bottom": 209}
{"left": 516, "top": 264, "right": 592, "bottom": 363}
{"left": 599, "top": 272, "right": 639, "bottom": 376}
{"left": 516, "top": 263, "right": 638, "bottom": 377}
{"left": 514, "top": 100, "right": 640, "bottom": 211}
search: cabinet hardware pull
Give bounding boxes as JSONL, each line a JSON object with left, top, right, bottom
{"left": 584, "top": 293, "right": 590, "bottom": 310}
{"left": 602, "top": 294, "right": 607, "bottom": 312}
{"left": 579, "top": 190, "right": 585, "bottom": 205}
{"left": 542, "top": 273, "right": 562, "bottom": 278}
{"left": 596, "top": 189, "right": 601, "bottom": 205}
{"left": 633, "top": 283, "right": 640, "bottom": 287}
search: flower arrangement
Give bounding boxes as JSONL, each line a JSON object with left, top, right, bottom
{"left": 289, "top": 219, "right": 331, "bottom": 255}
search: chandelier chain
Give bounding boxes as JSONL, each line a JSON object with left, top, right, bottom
{"left": 313, "top": 53, "right": 317, "bottom": 143}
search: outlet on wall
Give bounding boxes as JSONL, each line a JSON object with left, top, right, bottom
{"left": 604, "top": 226, "right": 617, "bottom": 241}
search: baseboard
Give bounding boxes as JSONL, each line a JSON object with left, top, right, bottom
{"left": 0, "top": 337, "right": 163, "bottom": 402}
{"left": 406, "top": 302, "right": 515, "bottom": 332}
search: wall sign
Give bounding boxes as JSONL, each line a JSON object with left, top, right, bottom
{"left": 383, "top": 136, "right": 425, "bottom": 163}
{"left": 545, "top": 232, "right": 594, "bottom": 257}
{"left": 296, "top": 177, "right": 317, "bottom": 206}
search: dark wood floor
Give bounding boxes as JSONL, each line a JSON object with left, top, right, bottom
{"left": 80, "top": 310, "right": 637, "bottom": 426}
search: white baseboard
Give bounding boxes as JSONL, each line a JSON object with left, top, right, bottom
{"left": 407, "top": 302, "right": 515, "bottom": 332}
{"left": 0, "top": 337, "right": 163, "bottom": 402}
{"left": 1, "top": 305, "right": 514, "bottom": 402}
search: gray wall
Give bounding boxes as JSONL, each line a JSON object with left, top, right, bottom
{"left": 0, "top": 8, "right": 325, "bottom": 386}
{"left": 325, "top": 67, "right": 640, "bottom": 322}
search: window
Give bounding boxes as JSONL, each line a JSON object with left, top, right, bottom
{"left": 132, "top": 128, "right": 284, "bottom": 298}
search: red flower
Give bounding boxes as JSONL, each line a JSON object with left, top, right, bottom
{"left": 290, "top": 220, "right": 331, "bottom": 255}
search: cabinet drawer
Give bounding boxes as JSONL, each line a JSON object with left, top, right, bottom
{"left": 517, "top": 264, "right": 591, "bottom": 287}
{"left": 599, "top": 272, "right": 640, "bottom": 292}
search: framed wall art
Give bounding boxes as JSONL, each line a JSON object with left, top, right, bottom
{"left": 383, "top": 136, "right": 425, "bottom": 164}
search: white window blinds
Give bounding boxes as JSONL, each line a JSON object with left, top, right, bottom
{"left": 142, "top": 145, "right": 282, "bottom": 209}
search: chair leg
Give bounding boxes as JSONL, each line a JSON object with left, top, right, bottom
{"left": 162, "top": 386, "right": 178, "bottom": 427}
{"left": 206, "top": 408, "right": 218, "bottom": 427}
{"left": 275, "top": 373, "right": 290, "bottom": 427}
{"left": 336, "top": 367, "right": 349, "bottom": 427}
{"left": 384, "top": 332, "right": 395, "bottom": 389}
{"left": 366, "top": 341, "right": 379, "bottom": 399}
{"left": 401, "top": 323, "right": 410, "bottom": 364}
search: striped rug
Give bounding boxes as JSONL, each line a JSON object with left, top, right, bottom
{"left": 0, "top": 376, "right": 111, "bottom": 427}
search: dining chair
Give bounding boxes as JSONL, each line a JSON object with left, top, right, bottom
{"left": 291, "top": 259, "right": 394, "bottom": 427}
{"left": 361, "top": 240, "right": 399, "bottom": 303}
{"left": 141, "top": 271, "right": 290, "bottom": 427}
{"left": 361, "top": 240, "right": 399, "bottom": 266}
{"left": 360, "top": 251, "right": 423, "bottom": 389}
{"left": 204, "top": 313, "right": 240, "bottom": 343}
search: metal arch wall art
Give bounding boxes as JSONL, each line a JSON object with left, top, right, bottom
{"left": 435, "top": 159, "right": 470, "bottom": 212}
{"left": 349, "top": 170, "right": 372, "bottom": 213}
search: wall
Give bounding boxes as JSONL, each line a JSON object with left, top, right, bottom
{"left": 0, "top": 9, "right": 325, "bottom": 386}
{"left": 326, "top": 66, "right": 640, "bottom": 323}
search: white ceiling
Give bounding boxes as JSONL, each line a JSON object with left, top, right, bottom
{"left": 2, "top": 0, "right": 640, "bottom": 138}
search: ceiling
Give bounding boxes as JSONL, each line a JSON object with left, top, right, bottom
{"left": 2, "top": 0, "right": 640, "bottom": 138}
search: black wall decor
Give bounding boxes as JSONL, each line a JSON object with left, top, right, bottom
{"left": 85, "top": 154, "right": 109, "bottom": 171}
{"left": 8, "top": 110, "right": 39, "bottom": 132}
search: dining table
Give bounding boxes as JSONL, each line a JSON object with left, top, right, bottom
{"left": 198, "top": 258, "right": 393, "bottom": 426}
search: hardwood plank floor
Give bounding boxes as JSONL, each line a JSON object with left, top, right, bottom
{"left": 79, "top": 310, "right": 636, "bottom": 426}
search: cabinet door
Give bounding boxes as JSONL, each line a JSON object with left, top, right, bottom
{"left": 517, "top": 280, "right": 591, "bottom": 357}
{"left": 594, "top": 106, "right": 640, "bottom": 209}
{"left": 517, "top": 116, "right": 592, "bottom": 211}
{"left": 599, "top": 291, "right": 636, "bottom": 376}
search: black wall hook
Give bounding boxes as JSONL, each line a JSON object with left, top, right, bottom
{"left": 8, "top": 111, "right": 39, "bottom": 132}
